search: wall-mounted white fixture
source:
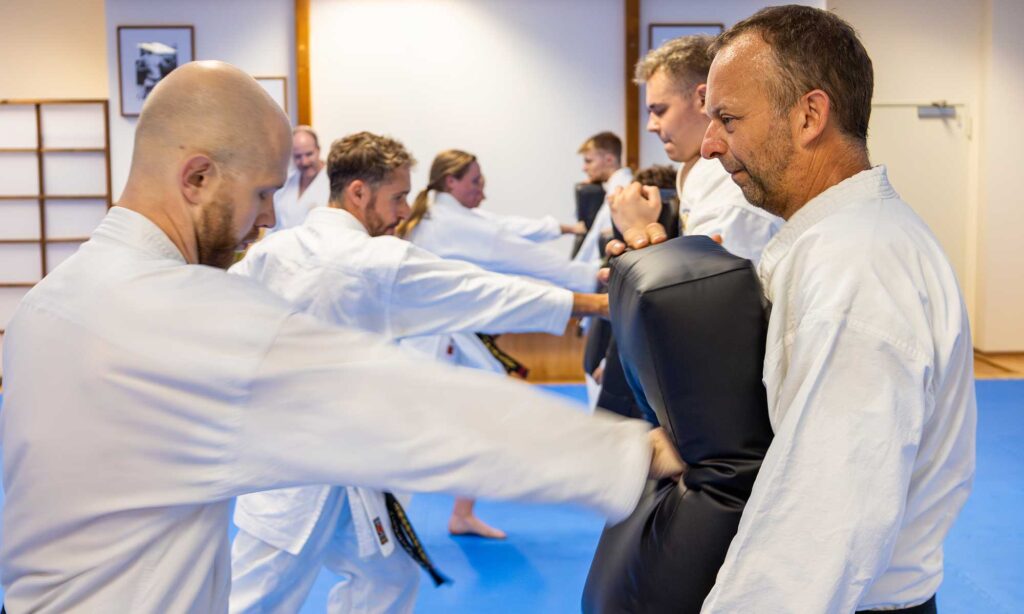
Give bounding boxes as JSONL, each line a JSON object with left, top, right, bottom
{"left": 917, "top": 101, "right": 957, "bottom": 119}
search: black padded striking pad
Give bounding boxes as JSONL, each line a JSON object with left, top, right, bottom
{"left": 583, "top": 236, "right": 773, "bottom": 613}
{"left": 574, "top": 183, "right": 607, "bottom": 258}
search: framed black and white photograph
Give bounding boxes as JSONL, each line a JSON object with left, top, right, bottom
{"left": 648, "top": 23, "right": 724, "bottom": 51}
{"left": 117, "top": 25, "right": 195, "bottom": 117}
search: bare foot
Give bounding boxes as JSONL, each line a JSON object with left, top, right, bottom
{"left": 448, "top": 514, "right": 507, "bottom": 539}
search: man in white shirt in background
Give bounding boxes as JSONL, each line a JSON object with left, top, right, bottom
{"left": 574, "top": 132, "right": 633, "bottom": 408}
{"left": 270, "top": 125, "right": 330, "bottom": 231}
{"left": 573, "top": 132, "right": 633, "bottom": 267}
{"left": 0, "top": 61, "right": 684, "bottom": 614}
{"left": 611, "top": 7, "right": 975, "bottom": 613}
{"left": 228, "top": 131, "right": 609, "bottom": 614}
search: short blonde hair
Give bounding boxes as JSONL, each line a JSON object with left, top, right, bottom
{"left": 577, "top": 131, "right": 622, "bottom": 162}
{"left": 634, "top": 35, "right": 714, "bottom": 91}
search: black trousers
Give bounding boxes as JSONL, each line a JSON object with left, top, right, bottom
{"left": 857, "top": 595, "right": 937, "bottom": 614}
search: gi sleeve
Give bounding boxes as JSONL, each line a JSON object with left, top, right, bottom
{"left": 230, "top": 311, "right": 651, "bottom": 523}
{"left": 385, "top": 244, "right": 573, "bottom": 339}
{"left": 685, "top": 201, "right": 781, "bottom": 265}
{"left": 476, "top": 228, "right": 599, "bottom": 293}
{"left": 701, "top": 314, "right": 929, "bottom": 613}
{"left": 483, "top": 210, "right": 563, "bottom": 243}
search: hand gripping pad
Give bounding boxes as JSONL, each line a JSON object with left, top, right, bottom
{"left": 582, "top": 236, "right": 774, "bottom": 613}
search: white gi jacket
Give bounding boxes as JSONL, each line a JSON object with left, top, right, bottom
{"left": 230, "top": 207, "right": 573, "bottom": 558}
{"left": 408, "top": 191, "right": 598, "bottom": 292}
{"left": 678, "top": 157, "right": 782, "bottom": 265}
{"left": 574, "top": 167, "right": 634, "bottom": 266}
{"left": 474, "top": 208, "right": 562, "bottom": 242}
{"left": 0, "top": 206, "right": 651, "bottom": 614}
{"left": 702, "top": 167, "right": 976, "bottom": 613}
{"left": 270, "top": 167, "right": 330, "bottom": 232}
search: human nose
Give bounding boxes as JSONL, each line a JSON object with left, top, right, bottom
{"left": 701, "top": 122, "right": 725, "bottom": 160}
{"left": 646, "top": 113, "right": 658, "bottom": 133}
{"left": 256, "top": 195, "right": 276, "bottom": 229}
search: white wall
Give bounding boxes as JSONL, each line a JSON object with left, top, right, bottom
{"left": 637, "top": 0, "right": 824, "bottom": 169}
{"left": 829, "top": 0, "right": 984, "bottom": 325}
{"left": 309, "top": 0, "right": 624, "bottom": 235}
{"left": 104, "top": 0, "right": 296, "bottom": 200}
{"left": 974, "top": 0, "right": 1024, "bottom": 350}
{"left": 830, "top": 0, "right": 1024, "bottom": 350}
{"left": 0, "top": 0, "right": 108, "bottom": 99}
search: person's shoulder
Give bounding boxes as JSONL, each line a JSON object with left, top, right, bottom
{"left": 691, "top": 164, "right": 781, "bottom": 227}
{"left": 791, "top": 195, "right": 943, "bottom": 294}
{"left": 367, "top": 234, "right": 420, "bottom": 269}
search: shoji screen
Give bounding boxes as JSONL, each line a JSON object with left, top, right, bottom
{"left": 0, "top": 99, "right": 111, "bottom": 378}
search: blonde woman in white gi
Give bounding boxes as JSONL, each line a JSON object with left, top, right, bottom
{"left": 397, "top": 150, "right": 599, "bottom": 292}
{"left": 398, "top": 150, "right": 596, "bottom": 540}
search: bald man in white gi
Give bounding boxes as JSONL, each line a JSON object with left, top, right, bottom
{"left": 228, "top": 131, "right": 609, "bottom": 614}
{"left": 270, "top": 125, "right": 330, "bottom": 231}
{"left": 0, "top": 61, "right": 683, "bottom": 614}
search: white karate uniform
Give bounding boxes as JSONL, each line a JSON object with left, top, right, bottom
{"left": 574, "top": 167, "right": 634, "bottom": 267}
{"left": 407, "top": 191, "right": 598, "bottom": 292}
{"left": 678, "top": 157, "right": 782, "bottom": 265}
{"left": 474, "top": 208, "right": 562, "bottom": 242}
{"left": 228, "top": 207, "right": 573, "bottom": 613}
{"left": 271, "top": 167, "right": 330, "bottom": 232}
{"left": 0, "top": 206, "right": 652, "bottom": 614}
{"left": 702, "top": 167, "right": 976, "bottom": 613}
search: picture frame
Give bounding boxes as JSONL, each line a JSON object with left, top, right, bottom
{"left": 117, "top": 25, "right": 195, "bottom": 117}
{"left": 647, "top": 22, "right": 724, "bottom": 51}
{"left": 254, "top": 76, "right": 289, "bottom": 114}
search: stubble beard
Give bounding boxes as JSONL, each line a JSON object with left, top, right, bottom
{"left": 196, "top": 197, "right": 239, "bottom": 270}
{"left": 738, "top": 121, "right": 795, "bottom": 219}
{"left": 363, "top": 192, "right": 390, "bottom": 237}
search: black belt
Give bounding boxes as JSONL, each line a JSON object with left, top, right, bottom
{"left": 384, "top": 492, "right": 451, "bottom": 587}
{"left": 857, "top": 595, "right": 937, "bottom": 614}
{"left": 476, "top": 333, "right": 529, "bottom": 379}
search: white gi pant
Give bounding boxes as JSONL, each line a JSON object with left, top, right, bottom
{"left": 229, "top": 488, "right": 421, "bottom": 613}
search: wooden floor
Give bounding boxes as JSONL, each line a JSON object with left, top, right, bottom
{"left": 974, "top": 351, "right": 1024, "bottom": 379}
{"left": 497, "top": 328, "right": 1024, "bottom": 383}
{"left": 0, "top": 341, "right": 1020, "bottom": 393}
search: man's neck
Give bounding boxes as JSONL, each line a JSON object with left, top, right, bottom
{"left": 781, "top": 144, "right": 870, "bottom": 220}
{"left": 298, "top": 162, "right": 323, "bottom": 196}
{"left": 117, "top": 185, "right": 199, "bottom": 264}
{"left": 676, "top": 150, "right": 702, "bottom": 187}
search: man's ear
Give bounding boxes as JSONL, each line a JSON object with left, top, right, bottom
{"left": 345, "top": 179, "right": 370, "bottom": 211}
{"left": 796, "top": 89, "right": 831, "bottom": 147}
{"left": 180, "top": 155, "right": 217, "bottom": 206}
{"left": 695, "top": 83, "right": 708, "bottom": 111}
